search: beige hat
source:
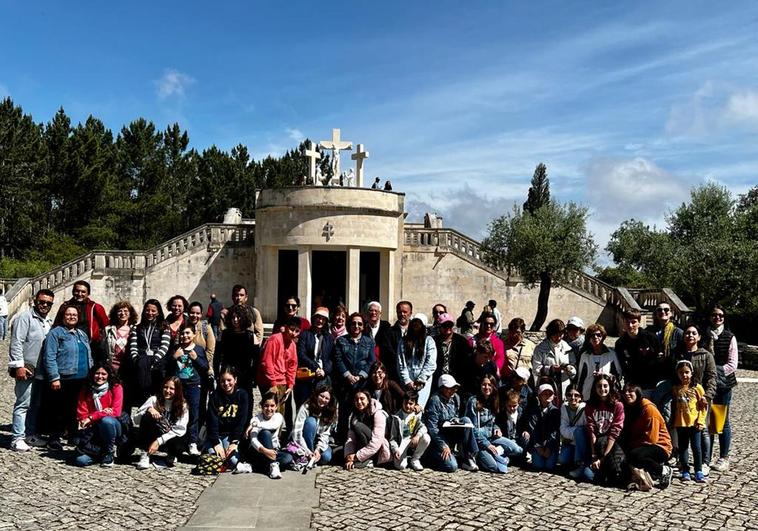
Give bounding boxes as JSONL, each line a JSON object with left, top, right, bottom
{"left": 313, "top": 307, "right": 330, "bottom": 319}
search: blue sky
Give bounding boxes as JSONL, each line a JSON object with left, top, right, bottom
{"left": 2, "top": 1, "right": 757, "bottom": 264}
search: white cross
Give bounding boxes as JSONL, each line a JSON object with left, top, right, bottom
{"left": 319, "top": 128, "right": 352, "bottom": 178}
{"left": 351, "top": 144, "right": 370, "bottom": 187}
{"left": 304, "top": 141, "right": 322, "bottom": 186}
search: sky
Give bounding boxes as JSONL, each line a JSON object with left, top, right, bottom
{"left": 2, "top": 1, "right": 757, "bottom": 266}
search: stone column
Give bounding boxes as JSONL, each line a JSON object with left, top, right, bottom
{"left": 346, "top": 247, "right": 361, "bottom": 314}
{"left": 298, "top": 248, "right": 312, "bottom": 317}
{"left": 380, "top": 250, "right": 395, "bottom": 314}
{"left": 258, "top": 247, "right": 279, "bottom": 321}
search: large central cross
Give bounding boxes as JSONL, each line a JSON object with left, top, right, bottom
{"left": 319, "top": 128, "right": 352, "bottom": 178}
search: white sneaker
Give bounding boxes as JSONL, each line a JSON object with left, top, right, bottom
{"left": 12, "top": 439, "right": 31, "bottom": 452}
{"left": 269, "top": 462, "right": 282, "bottom": 479}
{"left": 711, "top": 457, "right": 730, "bottom": 472}
{"left": 136, "top": 453, "right": 151, "bottom": 470}
{"left": 234, "top": 462, "right": 253, "bottom": 474}
{"left": 188, "top": 443, "right": 201, "bottom": 456}
{"left": 460, "top": 456, "right": 479, "bottom": 472}
{"left": 409, "top": 459, "right": 424, "bottom": 471}
{"left": 701, "top": 463, "right": 710, "bottom": 477}
{"left": 394, "top": 457, "right": 408, "bottom": 470}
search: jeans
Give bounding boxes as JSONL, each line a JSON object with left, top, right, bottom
{"left": 559, "top": 428, "right": 590, "bottom": 467}
{"left": 303, "top": 416, "right": 332, "bottom": 464}
{"left": 12, "top": 377, "right": 42, "bottom": 442}
{"left": 207, "top": 436, "right": 240, "bottom": 468}
{"left": 183, "top": 381, "right": 201, "bottom": 444}
{"left": 498, "top": 436, "right": 525, "bottom": 458}
{"left": 74, "top": 416, "right": 123, "bottom": 467}
{"left": 710, "top": 387, "right": 733, "bottom": 460}
{"left": 530, "top": 447, "right": 558, "bottom": 471}
{"left": 255, "top": 430, "right": 294, "bottom": 467}
{"left": 429, "top": 417, "right": 478, "bottom": 472}
{"left": 477, "top": 436, "right": 511, "bottom": 473}
{"left": 0, "top": 315, "right": 7, "bottom": 340}
{"left": 677, "top": 426, "right": 703, "bottom": 473}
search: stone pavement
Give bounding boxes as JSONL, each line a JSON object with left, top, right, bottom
{"left": 2, "top": 329, "right": 757, "bottom": 530}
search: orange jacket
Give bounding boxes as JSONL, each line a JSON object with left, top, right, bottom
{"left": 626, "top": 398, "right": 672, "bottom": 456}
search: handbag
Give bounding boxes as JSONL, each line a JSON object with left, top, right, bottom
{"left": 709, "top": 403, "right": 728, "bottom": 434}
{"left": 296, "top": 367, "right": 316, "bottom": 381}
{"left": 193, "top": 453, "right": 226, "bottom": 475}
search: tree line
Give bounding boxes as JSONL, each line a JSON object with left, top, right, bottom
{"left": 0, "top": 97, "right": 329, "bottom": 277}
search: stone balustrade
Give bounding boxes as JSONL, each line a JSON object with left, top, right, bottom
{"left": 627, "top": 287, "right": 692, "bottom": 324}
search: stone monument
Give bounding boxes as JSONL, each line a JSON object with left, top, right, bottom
{"left": 319, "top": 128, "right": 352, "bottom": 179}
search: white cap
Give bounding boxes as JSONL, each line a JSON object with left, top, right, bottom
{"left": 538, "top": 383, "right": 555, "bottom": 395}
{"left": 515, "top": 367, "right": 531, "bottom": 381}
{"left": 413, "top": 313, "right": 429, "bottom": 327}
{"left": 567, "top": 316, "right": 585, "bottom": 329}
{"left": 437, "top": 374, "right": 460, "bottom": 389}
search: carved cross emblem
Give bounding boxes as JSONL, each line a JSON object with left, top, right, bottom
{"left": 322, "top": 222, "right": 334, "bottom": 242}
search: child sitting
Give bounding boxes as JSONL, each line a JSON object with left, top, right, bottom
{"left": 246, "top": 392, "right": 293, "bottom": 479}
{"left": 497, "top": 388, "right": 528, "bottom": 460}
{"left": 524, "top": 383, "right": 561, "bottom": 471}
{"left": 672, "top": 360, "right": 707, "bottom": 482}
{"left": 391, "top": 390, "right": 431, "bottom": 471}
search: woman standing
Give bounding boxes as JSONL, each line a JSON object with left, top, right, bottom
{"left": 165, "top": 295, "right": 189, "bottom": 351}
{"left": 44, "top": 303, "right": 93, "bottom": 450}
{"left": 330, "top": 304, "right": 348, "bottom": 340}
{"left": 74, "top": 363, "right": 124, "bottom": 467}
{"left": 99, "top": 301, "right": 138, "bottom": 375}
{"left": 703, "top": 305, "right": 738, "bottom": 472}
{"left": 532, "top": 319, "right": 576, "bottom": 403}
{"left": 215, "top": 305, "right": 258, "bottom": 396}
{"left": 397, "top": 316, "right": 437, "bottom": 408}
{"left": 575, "top": 324, "right": 623, "bottom": 400}
{"left": 188, "top": 301, "right": 216, "bottom": 424}
{"left": 129, "top": 300, "right": 171, "bottom": 407}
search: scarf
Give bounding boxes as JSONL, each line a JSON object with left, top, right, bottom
{"left": 709, "top": 325, "right": 724, "bottom": 341}
{"left": 331, "top": 325, "right": 346, "bottom": 339}
{"left": 91, "top": 381, "right": 110, "bottom": 411}
{"left": 661, "top": 321, "right": 676, "bottom": 356}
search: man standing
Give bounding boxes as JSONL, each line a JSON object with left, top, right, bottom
{"left": 646, "top": 303, "right": 683, "bottom": 360}
{"left": 456, "top": 301, "right": 476, "bottom": 336}
{"left": 8, "top": 289, "right": 55, "bottom": 451}
{"left": 616, "top": 309, "right": 664, "bottom": 397}
{"left": 432, "top": 313, "right": 472, "bottom": 390}
{"left": 206, "top": 293, "right": 224, "bottom": 338}
{"left": 388, "top": 301, "right": 413, "bottom": 377}
{"left": 0, "top": 290, "right": 8, "bottom": 341}
{"left": 364, "top": 301, "right": 395, "bottom": 380}
{"left": 228, "top": 284, "right": 264, "bottom": 346}
{"left": 53, "top": 281, "right": 108, "bottom": 345}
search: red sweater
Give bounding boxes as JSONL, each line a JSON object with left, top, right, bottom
{"left": 257, "top": 333, "right": 297, "bottom": 388}
{"left": 585, "top": 399, "right": 624, "bottom": 441}
{"left": 76, "top": 384, "right": 123, "bottom": 422}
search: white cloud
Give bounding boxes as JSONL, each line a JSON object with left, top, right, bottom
{"left": 666, "top": 83, "right": 758, "bottom": 137}
{"left": 286, "top": 128, "right": 304, "bottom": 142}
{"left": 725, "top": 90, "right": 758, "bottom": 124}
{"left": 155, "top": 68, "right": 195, "bottom": 99}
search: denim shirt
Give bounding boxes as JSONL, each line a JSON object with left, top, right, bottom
{"left": 424, "top": 392, "right": 462, "bottom": 450}
{"left": 334, "top": 335, "right": 376, "bottom": 383}
{"left": 465, "top": 395, "right": 501, "bottom": 448}
{"left": 397, "top": 336, "right": 438, "bottom": 385}
{"left": 44, "top": 326, "right": 93, "bottom": 382}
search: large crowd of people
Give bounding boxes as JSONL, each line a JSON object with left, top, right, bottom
{"left": 7, "top": 281, "right": 738, "bottom": 490}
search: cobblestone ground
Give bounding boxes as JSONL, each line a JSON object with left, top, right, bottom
{"left": 313, "top": 370, "right": 758, "bottom": 531}
{"left": 0, "top": 342, "right": 214, "bottom": 530}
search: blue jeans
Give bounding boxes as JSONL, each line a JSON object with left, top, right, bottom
{"left": 530, "top": 447, "right": 558, "bottom": 471}
{"left": 74, "top": 416, "right": 122, "bottom": 467}
{"left": 183, "top": 381, "right": 201, "bottom": 445}
{"left": 303, "top": 416, "right": 332, "bottom": 464}
{"left": 207, "top": 436, "right": 240, "bottom": 468}
{"left": 498, "top": 436, "right": 525, "bottom": 457}
{"left": 559, "top": 428, "right": 590, "bottom": 467}
{"left": 256, "top": 430, "right": 294, "bottom": 467}
{"left": 677, "top": 426, "right": 703, "bottom": 473}
{"left": 429, "top": 417, "right": 478, "bottom": 472}
{"left": 477, "top": 437, "right": 511, "bottom": 473}
{"left": 12, "top": 377, "right": 42, "bottom": 443}
{"left": 710, "top": 387, "right": 732, "bottom": 460}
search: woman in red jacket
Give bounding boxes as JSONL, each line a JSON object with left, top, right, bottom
{"left": 74, "top": 362, "right": 124, "bottom": 467}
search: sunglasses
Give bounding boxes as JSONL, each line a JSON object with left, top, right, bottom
{"left": 36, "top": 300, "right": 53, "bottom": 307}
{"left": 589, "top": 333, "right": 603, "bottom": 338}
{"left": 285, "top": 304, "right": 298, "bottom": 309}
{"left": 350, "top": 321, "right": 364, "bottom": 327}
{"left": 656, "top": 308, "right": 671, "bottom": 313}
{"left": 711, "top": 313, "right": 724, "bottom": 319}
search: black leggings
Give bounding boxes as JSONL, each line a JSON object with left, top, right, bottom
{"left": 627, "top": 445, "right": 669, "bottom": 479}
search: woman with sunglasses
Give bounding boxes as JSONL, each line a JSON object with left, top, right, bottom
{"left": 467, "top": 312, "right": 505, "bottom": 378}
{"left": 273, "top": 296, "right": 311, "bottom": 334}
{"left": 575, "top": 324, "right": 623, "bottom": 399}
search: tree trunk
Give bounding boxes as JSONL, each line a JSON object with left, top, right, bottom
{"left": 530, "top": 271, "right": 552, "bottom": 331}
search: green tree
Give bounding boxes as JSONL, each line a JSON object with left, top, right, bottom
{"left": 603, "top": 219, "right": 674, "bottom": 287}
{"left": 523, "top": 162, "right": 550, "bottom": 214}
{"left": 482, "top": 201, "right": 597, "bottom": 330}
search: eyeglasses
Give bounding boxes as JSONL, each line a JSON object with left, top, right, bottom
{"left": 350, "top": 321, "right": 364, "bottom": 327}
{"left": 36, "top": 300, "right": 53, "bottom": 307}
{"left": 711, "top": 313, "right": 724, "bottom": 319}
{"left": 285, "top": 304, "right": 298, "bottom": 309}
{"left": 567, "top": 393, "right": 582, "bottom": 399}
{"left": 482, "top": 322, "right": 496, "bottom": 328}
{"left": 656, "top": 308, "right": 671, "bottom": 313}
{"left": 589, "top": 333, "right": 603, "bottom": 338}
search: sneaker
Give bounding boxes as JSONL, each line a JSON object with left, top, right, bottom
{"left": 711, "top": 458, "right": 730, "bottom": 472}
{"left": 568, "top": 466, "right": 584, "bottom": 480}
{"left": 460, "top": 456, "right": 479, "bottom": 472}
{"left": 353, "top": 459, "right": 374, "bottom": 469}
{"left": 165, "top": 455, "right": 176, "bottom": 468}
{"left": 269, "top": 462, "right": 282, "bottom": 479}
{"left": 695, "top": 471, "right": 707, "bottom": 483}
{"left": 136, "top": 453, "right": 151, "bottom": 470}
{"left": 26, "top": 435, "right": 47, "bottom": 448}
{"left": 659, "top": 465, "right": 673, "bottom": 489}
{"left": 47, "top": 438, "right": 63, "bottom": 451}
{"left": 681, "top": 471, "right": 691, "bottom": 481}
{"left": 409, "top": 459, "right": 424, "bottom": 471}
{"left": 394, "top": 457, "right": 408, "bottom": 470}
{"left": 701, "top": 463, "right": 710, "bottom": 477}
{"left": 188, "top": 443, "right": 201, "bottom": 456}
{"left": 12, "top": 439, "right": 31, "bottom": 452}
{"left": 152, "top": 458, "right": 167, "bottom": 471}
{"left": 101, "top": 454, "right": 114, "bottom": 468}
{"left": 234, "top": 462, "right": 253, "bottom": 474}
{"left": 626, "top": 481, "right": 639, "bottom": 491}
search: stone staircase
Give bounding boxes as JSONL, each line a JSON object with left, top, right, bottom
{"left": 3, "top": 223, "right": 254, "bottom": 320}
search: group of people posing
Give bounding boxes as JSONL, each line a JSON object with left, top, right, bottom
{"left": 8, "top": 282, "right": 738, "bottom": 490}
